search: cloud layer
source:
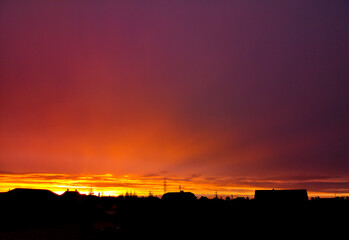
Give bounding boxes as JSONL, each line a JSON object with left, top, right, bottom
{"left": 1, "top": 173, "right": 348, "bottom": 197}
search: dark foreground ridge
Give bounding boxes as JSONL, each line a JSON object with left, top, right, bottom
{"left": 1, "top": 188, "right": 348, "bottom": 239}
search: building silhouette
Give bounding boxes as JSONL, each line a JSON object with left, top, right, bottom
{"left": 254, "top": 189, "right": 308, "bottom": 203}
{"left": 61, "top": 189, "right": 84, "bottom": 200}
{"left": 161, "top": 191, "right": 196, "bottom": 201}
{"left": 6, "top": 188, "right": 58, "bottom": 201}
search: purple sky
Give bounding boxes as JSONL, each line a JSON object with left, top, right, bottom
{"left": 0, "top": 0, "right": 348, "bottom": 194}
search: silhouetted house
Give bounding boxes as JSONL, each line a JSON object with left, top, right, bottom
{"left": 7, "top": 188, "right": 58, "bottom": 201}
{"left": 254, "top": 189, "right": 308, "bottom": 203}
{"left": 162, "top": 191, "right": 196, "bottom": 201}
{"left": 61, "top": 189, "right": 83, "bottom": 200}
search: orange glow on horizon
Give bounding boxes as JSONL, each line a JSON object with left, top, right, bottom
{"left": 1, "top": 173, "right": 348, "bottom": 199}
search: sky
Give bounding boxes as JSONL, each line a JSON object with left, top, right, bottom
{"left": 0, "top": 0, "right": 348, "bottom": 197}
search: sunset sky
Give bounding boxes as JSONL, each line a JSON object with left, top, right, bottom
{"left": 1, "top": 0, "right": 348, "bottom": 197}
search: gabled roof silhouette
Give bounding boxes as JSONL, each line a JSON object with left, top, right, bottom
{"left": 8, "top": 188, "right": 58, "bottom": 200}
{"left": 61, "top": 189, "right": 83, "bottom": 199}
{"left": 161, "top": 191, "right": 196, "bottom": 201}
{"left": 254, "top": 189, "right": 308, "bottom": 202}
